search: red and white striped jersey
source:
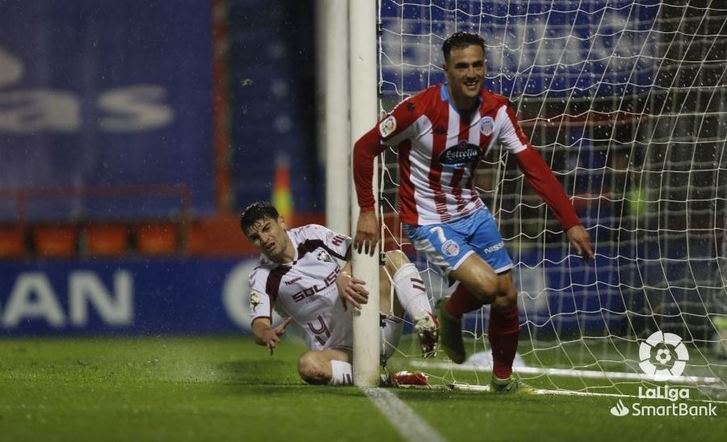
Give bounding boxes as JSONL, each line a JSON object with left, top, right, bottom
{"left": 357, "top": 85, "right": 531, "bottom": 226}
{"left": 248, "top": 224, "right": 354, "bottom": 351}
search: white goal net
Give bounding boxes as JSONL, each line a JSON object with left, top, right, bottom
{"left": 376, "top": 0, "right": 727, "bottom": 400}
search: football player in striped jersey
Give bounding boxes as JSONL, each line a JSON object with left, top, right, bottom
{"left": 353, "top": 32, "right": 593, "bottom": 393}
{"left": 241, "top": 202, "right": 437, "bottom": 386}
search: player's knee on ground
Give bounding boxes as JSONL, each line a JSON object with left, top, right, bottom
{"left": 297, "top": 351, "right": 331, "bottom": 385}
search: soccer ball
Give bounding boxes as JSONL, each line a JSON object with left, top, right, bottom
{"left": 655, "top": 348, "right": 672, "bottom": 365}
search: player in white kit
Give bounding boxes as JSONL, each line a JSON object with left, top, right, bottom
{"left": 242, "top": 202, "right": 438, "bottom": 386}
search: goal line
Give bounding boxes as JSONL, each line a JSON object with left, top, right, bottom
{"left": 410, "top": 359, "right": 722, "bottom": 385}
{"left": 396, "top": 382, "right": 727, "bottom": 405}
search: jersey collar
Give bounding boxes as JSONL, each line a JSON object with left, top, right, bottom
{"left": 441, "top": 83, "right": 482, "bottom": 115}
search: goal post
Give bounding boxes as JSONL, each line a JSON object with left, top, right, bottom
{"left": 318, "top": 0, "right": 350, "bottom": 236}
{"left": 349, "top": 0, "right": 380, "bottom": 387}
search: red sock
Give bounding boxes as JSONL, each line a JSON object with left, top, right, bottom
{"left": 444, "top": 284, "right": 484, "bottom": 318}
{"left": 488, "top": 305, "right": 520, "bottom": 380}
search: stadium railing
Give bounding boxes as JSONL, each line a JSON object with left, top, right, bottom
{"left": 0, "top": 186, "right": 325, "bottom": 259}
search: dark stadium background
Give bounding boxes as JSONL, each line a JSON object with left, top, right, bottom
{"left": 0, "top": 0, "right": 321, "bottom": 335}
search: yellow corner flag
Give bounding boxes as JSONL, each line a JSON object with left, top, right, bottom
{"left": 271, "top": 154, "right": 294, "bottom": 221}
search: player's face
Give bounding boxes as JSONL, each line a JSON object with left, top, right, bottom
{"left": 244, "top": 216, "right": 289, "bottom": 259}
{"left": 444, "top": 44, "right": 485, "bottom": 109}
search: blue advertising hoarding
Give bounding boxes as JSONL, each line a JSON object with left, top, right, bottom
{"left": 0, "top": 252, "right": 647, "bottom": 337}
{"left": 0, "top": 1, "right": 214, "bottom": 221}
{"left": 0, "top": 258, "right": 265, "bottom": 335}
{"left": 379, "top": 0, "right": 659, "bottom": 100}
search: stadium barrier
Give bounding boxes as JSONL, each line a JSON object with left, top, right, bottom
{"left": 0, "top": 184, "right": 325, "bottom": 259}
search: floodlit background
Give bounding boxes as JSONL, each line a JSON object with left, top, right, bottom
{"left": 0, "top": 0, "right": 322, "bottom": 335}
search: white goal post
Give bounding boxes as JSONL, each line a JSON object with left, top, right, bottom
{"left": 349, "top": 0, "right": 381, "bottom": 387}
{"left": 317, "top": 0, "right": 381, "bottom": 387}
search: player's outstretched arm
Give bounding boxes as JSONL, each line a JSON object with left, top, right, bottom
{"left": 336, "top": 262, "right": 369, "bottom": 310}
{"left": 252, "top": 317, "right": 292, "bottom": 355}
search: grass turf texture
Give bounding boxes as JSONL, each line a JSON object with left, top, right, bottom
{"left": 0, "top": 337, "right": 724, "bottom": 441}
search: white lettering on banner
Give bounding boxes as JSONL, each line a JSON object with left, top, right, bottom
{"left": 1, "top": 271, "right": 134, "bottom": 328}
{"left": 2, "top": 272, "right": 66, "bottom": 327}
{"left": 98, "top": 86, "right": 174, "bottom": 132}
{"left": 0, "top": 88, "right": 173, "bottom": 133}
{"left": 0, "top": 47, "right": 22, "bottom": 87}
{"left": 69, "top": 271, "right": 133, "bottom": 326}
{"left": 0, "top": 45, "right": 174, "bottom": 133}
{"left": 0, "top": 90, "right": 81, "bottom": 132}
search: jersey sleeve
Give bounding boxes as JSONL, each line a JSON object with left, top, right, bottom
{"left": 248, "top": 267, "right": 273, "bottom": 324}
{"left": 354, "top": 95, "right": 422, "bottom": 211}
{"left": 377, "top": 96, "right": 421, "bottom": 146}
{"left": 299, "top": 224, "right": 351, "bottom": 261}
{"left": 496, "top": 104, "right": 529, "bottom": 154}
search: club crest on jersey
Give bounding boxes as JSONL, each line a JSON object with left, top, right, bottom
{"left": 379, "top": 115, "right": 397, "bottom": 138}
{"left": 249, "top": 292, "right": 262, "bottom": 313}
{"left": 439, "top": 141, "right": 481, "bottom": 165}
{"left": 441, "top": 239, "right": 460, "bottom": 257}
{"left": 317, "top": 250, "right": 332, "bottom": 263}
{"left": 480, "top": 116, "right": 494, "bottom": 136}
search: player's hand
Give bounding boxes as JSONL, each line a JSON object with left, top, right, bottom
{"left": 263, "top": 317, "right": 293, "bottom": 355}
{"left": 354, "top": 210, "right": 380, "bottom": 256}
{"left": 567, "top": 225, "right": 593, "bottom": 262}
{"left": 336, "top": 271, "right": 369, "bottom": 310}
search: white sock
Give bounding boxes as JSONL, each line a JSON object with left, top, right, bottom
{"left": 329, "top": 360, "right": 353, "bottom": 386}
{"left": 392, "top": 263, "right": 432, "bottom": 320}
{"left": 381, "top": 315, "right": 404, "bottom": 361}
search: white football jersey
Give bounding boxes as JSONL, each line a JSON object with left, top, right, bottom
{"left": 248, "top": 224, "right": 354, "bottom": 351}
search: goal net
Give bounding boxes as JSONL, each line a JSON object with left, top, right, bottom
{"left": 376, "top": 0, "right": 727, "bottom": 400}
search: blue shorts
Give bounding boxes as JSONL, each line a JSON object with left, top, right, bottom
{"left": 403, "top": 208, "right": 513, "bottom": 275}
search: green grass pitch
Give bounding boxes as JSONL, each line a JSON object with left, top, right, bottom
{"left": 0, "top": 336, "right": 725, "bottom": 441}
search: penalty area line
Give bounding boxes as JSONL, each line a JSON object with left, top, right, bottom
{"left": 362, "top": 387, "right": 446, "bottom": 442}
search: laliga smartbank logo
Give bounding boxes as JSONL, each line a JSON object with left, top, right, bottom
{"left": 638, "top": 331, "right": 689, "bottom": 381}
{"left": 609, "top": 331, "right": 717, "bottom": 417}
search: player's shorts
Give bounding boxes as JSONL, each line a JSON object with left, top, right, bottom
{"left": 403, "top": 207, "right": 513, "bottom": 275}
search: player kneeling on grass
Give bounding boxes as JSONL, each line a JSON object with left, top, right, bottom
{"left": 241, "top": 202, "right": 438, "bottom": 386}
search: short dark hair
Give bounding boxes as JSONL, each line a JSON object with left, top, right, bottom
{"left": 442, "top": 32, "right": 485, "bottom": 62}
{"left": 240, "top": 201, "right": 279, "bottom": 233}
